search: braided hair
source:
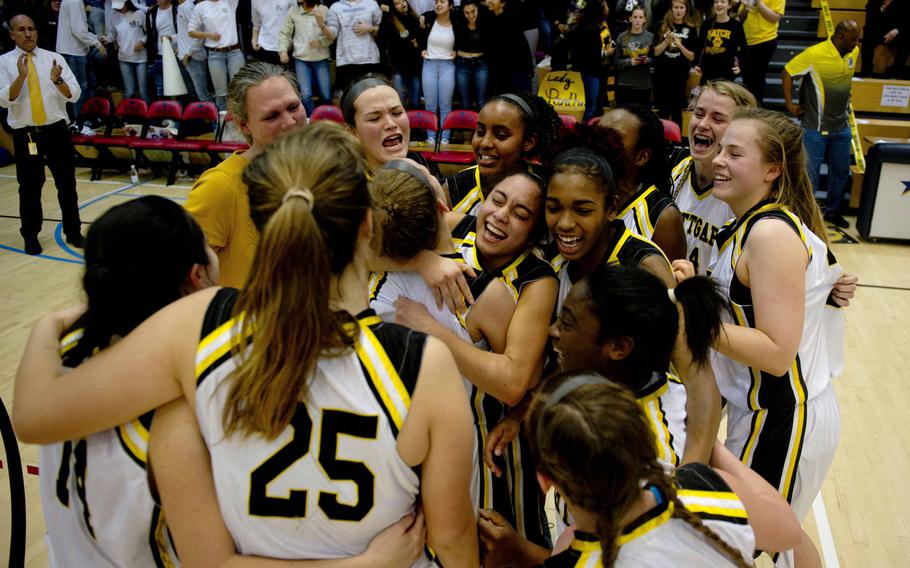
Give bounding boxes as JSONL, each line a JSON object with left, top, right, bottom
{"left": 528, "top": 373, "right": 752, "bottom": 568}
{"left": 486, "top": 93, "right": 564, "bottom": 177}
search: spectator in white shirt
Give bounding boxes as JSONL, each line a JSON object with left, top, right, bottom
{"left": 55, "top": 0, "right": 106, "bottom": 114}
{"left": 110, "top": 0, "right": 148, "bottom": 101}
{"left": 0, "top": 12, "right": 83, "bottom": 255}
{"left": 147, "top": 0, "right": 178, "bottom": 98}
{"left": 324, "top": 0, "right": 382, "bottom": 91}
{"left": 251, "top": 0, "right": 294, "bottom": 65}
{"left": 176, "top": 0, "right": 212, "bottom": 102}
{"left": 189, "top": 0, "right": 243, "bottom": 110}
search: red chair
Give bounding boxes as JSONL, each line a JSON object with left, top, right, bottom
{"left": 155, "top": 102, "right": 219, "bottom": 185}
{"left": 71, "top": 96, "right": 111, "bottom": 165}
{"left": 407, "top": 109, "right": 438, "bottom": 158}
{"left": 208, "top": 112, "right": 250, "bottom": 165}
{"left": 128, "top": 100, "right": 183, "bottom": 176}
{"left": 91, "top": 98, "right": 149, "bottom": 180}
{"left": 428, "top": 110, "right": 478, "bottom": 165}
{"left": 660, "top": 118, "right": 682, "bottom": 144}
{"left": 559, "top": 114, "right": 578, "bottom": 131}
{"left": 310, "top": 104, "right": 344, "bottom": 123}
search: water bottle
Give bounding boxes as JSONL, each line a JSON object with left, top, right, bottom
{"left": 130, "top": 165, "right": 139, "bottom": 185}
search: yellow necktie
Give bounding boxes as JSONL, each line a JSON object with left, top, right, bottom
{"left": 27, "top": 53, "right": 46, "bottom": 126}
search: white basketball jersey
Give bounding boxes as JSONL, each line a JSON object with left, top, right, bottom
{"left": 670, "top": 157, "right": 734, "bottom": 275}
{"left": 548, "top": 464, "right": 755, "bottom": 568}
{"left": 710, "top": 202, "right": 842, "bottom": 411}
{"left": 195, "top": 293, "right": 432, "bottom": 565}
{"left": 40, "top": 328, "right": 179, "bottom": 568}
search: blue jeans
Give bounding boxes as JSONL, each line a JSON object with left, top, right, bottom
{"left": 803, "top": 126, "right": 852, "bottom": 214}
{"left": 422, "top": 58, "right": 455, "bottom": 142}
{"left": 582, "top": 74, "right": 600, "bottom": 121}
{"left": 87, "top": 5, "right": 105, "bottom": 36}
{"left": 393, "top": 72, "right": 421, "bottom": 109}
{"left": 150, "top": 57, "right": 164, "bottom": 98}
{"left": 294, "top": 58, "right": 331, "bottom": 115}
{"left": 184, "top": 57, "right": 213, "bottom": 103}
{"left": 63, "top": 54, "right": 88, "bottom": 117}
{"left": 119, "top": 60, "right": 148, "bottom": 102}
{"left": 455, "top": 56, "right": 488, "bottom": 110}
{"left": 208, "top": 48, "right": 246, "bottom": 111}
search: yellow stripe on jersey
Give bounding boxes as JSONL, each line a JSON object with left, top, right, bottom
{"left": 637, "top": 381, "right": 678, "bottom": 466}
{"left": 781, "top": 385, "right": 807, "bottom": 500}
{"left": 452, "top": 168, "right": 483, "bottom": 213}
{"left": 740, "top": 408, "right": 768, "bottom": 465}
{"left": 116, "top": 417, "right": 150, "bottom": 465}
{"left": 499, "top": 251, "right": 530, "bottom": 302}
{"left": 617, "top": 500, "right": 674, "bottom": 545}
{"left": 570, "top": 537, "right": 601, "bottom": 552}
{"left": 677, "top": 489, "right": 749, "bottom": 519}
{"left": 352, "top": 320, "right": 411, "bottom": 431}
{"left": 195, "top": 315, "right": 247, "bottom": 379}
{"left": 59, "top": 328, "right": 84, "bottom": 356}
{"left": 618, "top": 185, "right": 659, "bottom": 238}
{"left": 368, "top": 272, "right": 387, "bottom": 302}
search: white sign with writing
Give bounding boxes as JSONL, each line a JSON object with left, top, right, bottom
{"left": 880, "top": 85, "right": 910, "bottom": 108}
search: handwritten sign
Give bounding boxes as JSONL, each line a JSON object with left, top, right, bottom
{"left": 880, "top": 85, "right": 910, "bottom": 108}
{"left": 538, "top": 71, "right": 586, "bottom": 120}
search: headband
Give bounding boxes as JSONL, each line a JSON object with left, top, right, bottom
{"left": 498, "top": 93, "right": 534, "bottom": 120}
{"left": 381, "top": 159, "right": 435, "bottom": 193}
{"left": 556, "top": 147, "right": 614, "bottom": 180}
{"left": 282, "top": 187, "right": 314, "bottom": 208}
{"left": 342, "top": 77, "right": 392, "bottom": 124}
{"left": 536, "top": 373, "right": 611, "bottom": 448}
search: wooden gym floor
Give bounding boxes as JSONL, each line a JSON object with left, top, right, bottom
{"left": 0, "top": 164, "right": 908, "bottom": 567}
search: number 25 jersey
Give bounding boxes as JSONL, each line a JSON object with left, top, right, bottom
{"left": 195, "top": 289, "right": 433, "bottom": 564}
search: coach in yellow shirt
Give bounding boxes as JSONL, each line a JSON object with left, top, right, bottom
{"left": 738, "top": 0, "right": 785, "bottom": 103}
{"left": 781, "top": 20, "right": 860, "bottom": 229}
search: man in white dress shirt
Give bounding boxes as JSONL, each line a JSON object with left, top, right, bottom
{"left": 0, "top": 13, "right": 82, "bottom": 255}
{"left": 55, "top": 0, "right": 105, "bottom": 116}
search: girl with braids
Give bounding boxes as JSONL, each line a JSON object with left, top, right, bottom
{"left": 14, "top": 123, "right": 479, "bottom": 566}
{"left": 702, "top": 107, "right": 844, "bottom": 565}
{"left": 528, "top": 372, "right": 801, "bottom": 568}
{"left": 38, "top": 196, "right": 217, "bottom": 568}
{"left": 445, "top": 92, "right": 562, "bottom": 215}
{"left": 598, "top": 103, "right": 687, "bottom": 261}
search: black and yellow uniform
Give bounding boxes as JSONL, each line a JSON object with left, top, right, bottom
{"left": 451, "top": 214, "right": 556, "bottom": 548}
{"left": 446, "top": 165, "right": 485, "bottom": 215}
{"left": 542, "top": 464, "right": 754, "bottom": 567}
{"left": 618, "top": 184, "right": 676, "bottom": 243}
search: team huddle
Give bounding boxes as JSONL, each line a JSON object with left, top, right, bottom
{"left": 13, "top": 69, "right": 855, "bottom": 568}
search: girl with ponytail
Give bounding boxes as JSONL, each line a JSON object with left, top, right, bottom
{"left": 705, "top": 107, "right": 845, "bottom": 564}
{"left": 15, "top": 123, "right": 478, "bottom": 566}
{"left": 527, "top": 372, "right": 800, "bottom": 568}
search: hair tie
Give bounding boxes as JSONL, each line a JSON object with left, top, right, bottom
{"left": 536, "top": 373, "right": 611, "bottom": 449}
{"left": 498, "top": 93, "right": 534, "bottom": 120}
{"left": 282, "top": 187, "right": 314, "bottom": 208}
{"left": 667, "top": 287, "right": 677, "bottom": 304}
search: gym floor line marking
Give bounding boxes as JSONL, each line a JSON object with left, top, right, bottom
{"left": 856, "top": 284, "right": 910, "bottom": 291}
{"left": 0, "top": 173, "right": 193, "bottom": 190}
{"left": 813, "top": 493, "right": 840, "bottom": 568}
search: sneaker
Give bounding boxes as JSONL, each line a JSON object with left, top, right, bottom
{"left": 65, "top": 232, "right": 84, "bottom": 248}
{"left": 824, "top": 211, "right": 849, "bottom": 229}
{"left": 24, "top": 236, "right": 42, "bottom": 255}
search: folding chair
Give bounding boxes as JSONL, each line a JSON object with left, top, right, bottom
{"left": 90, "top": 98, "right": 148, "bottom": 180}
{"left": 71, "top": 96, "right": 112, "bottom": 166}
{"left": 207, "top": 112, "right": 250, "bottom": 165}
{"left": 428, "top": 110, "right": 478, "bottom": 166}
{"left": 407, "top": 109, "right": 438, "bottom": 159}
{"left": 128, "top": 100, "right": 184, "bottom": 178}
{"left": 158, "top": 102, "right": 219, "bottom": 185}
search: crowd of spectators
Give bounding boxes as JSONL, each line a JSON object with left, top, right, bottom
{"left": 0, "top": 0, "right": 907, "bottom": 126}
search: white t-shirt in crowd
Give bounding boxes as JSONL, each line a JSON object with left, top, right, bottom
{"left": 251, "top": 0, "right": 295, "bottom": 52}
{"left": 189, "top": 0, "right": 240, "bottom": 49}
{"left": 425, "top": 20, "right": 455, "bottom": 60}
{"left": 112, "top": 10, "right": 147, "bottom": 63}
{"left": 176, "top": 1, "right": 206, "bottom": 60}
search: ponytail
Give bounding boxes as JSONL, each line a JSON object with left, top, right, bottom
{"left": 673, "top": 276, "right": 729, "bottom": 367}
{"left": 226, "top": 122, "right": 371, "bottom": 438}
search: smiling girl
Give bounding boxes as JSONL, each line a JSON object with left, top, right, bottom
{"left": 707, "top": 107, "right": 842, "bottom": 564}
{"left": 445, "top": 92, "right": 561, "bottom": 215}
